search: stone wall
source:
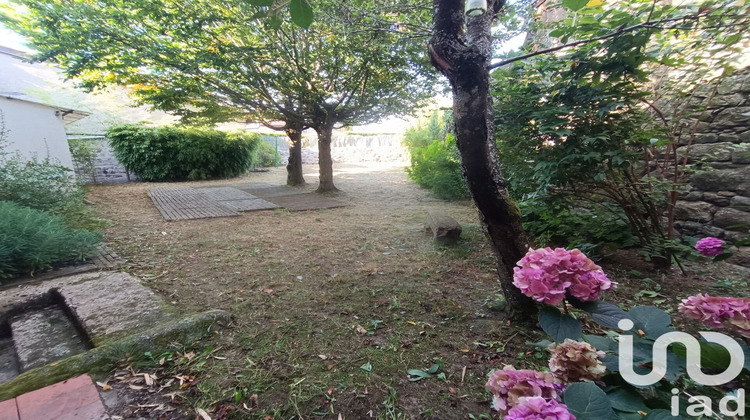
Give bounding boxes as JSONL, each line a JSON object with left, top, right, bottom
{"left": 673, "top": 69, "right": 750, "bottom": 243}
{"left": 303, "top": 133, "right": 408, "bottom": 163}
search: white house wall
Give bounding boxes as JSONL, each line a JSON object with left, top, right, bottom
{"left": 0, "top": 96, "right": 74, "bottom": 169}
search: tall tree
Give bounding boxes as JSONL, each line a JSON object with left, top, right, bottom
{"left": 4, "top": 0, "right": 435, "bottom": 191}
{"left": 429, "top": 0, "right": 535, "bottom": 318}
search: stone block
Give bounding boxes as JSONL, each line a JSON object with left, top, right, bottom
{"left": 677, "top": 142, "right": 735, "bottom": 163}
{"left": 681, "top": 191, "right": 703, "bottom": 201}
{"left": 425, "top": 212, "right": 462, "bottom": 245}
{"left": 718, "top": 133, "right": 740, "bottom": 143}
{"left": 730, "top": 195, "right": 750, "bottom": 212}
{"left": 691, "top": 167, "right": 750, "bottom": 192}
{"left": 691, "top": 133, "right": 719, "bottom": 144}
{"left": 710, "top": 93, "right": 746, "bottom": 108}
{"left": 731, "top": 146, "right": 750, "bottom": 164}
{"left": 727, "top": 248, "right": 750, "bottom": 269}
{"left": 740, "top": 131, "right": 750, "bottom": 143}
{"left": 724, "top": 230, "right": 750, "bottom": 243}
{"left": 673, "top": 200, "right": 715, "bottom": 222}
{"left": 702, "top": 193, "right": 731, "bottom": 207}
{"left": 713, "top": 207, "right": 750, "bottom": 231}
{"left": 712, "top": 106, "right": 750, "bottom": 128}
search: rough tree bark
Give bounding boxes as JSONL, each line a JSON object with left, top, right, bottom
{"left": 429, "top": 0, "right": 535, "bottom": 319}
{"left": 314, "top": 120, "right": 337, "bottom": 192}
{"left": 285, "top": 122, "right": 306, "bottom": 186}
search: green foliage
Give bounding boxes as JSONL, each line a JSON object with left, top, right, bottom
{"left": 492, "top": 0, "right": 749, "bottom": 268}
{"left": 106, "top": 124, "right": 260, "bottom": 182}
{"left": 536, "top": 296, "right": 750, "bottom": 419}
{"left": 404, "top": 110, "right": 468, "bottom": 201}
{"left": 0, "top": 201, "right": 101, "bottom": 279}
{"left": 4, "top": 0, "right": 434, "bottom": 132}
{"left": 520, "top": 197, "right": 638, "bottom": 255}
{"left": 402, "top": 110, "right": 446, "bottom": 151}
{"left": 254, "top": 140, "right": 278, "bottom": 168}
{"left": 0, "top": 154, "right": 101, "bottom": 230}
{"left": 68, "top": 138, "right": 101, "bottom": 183}
{"left": 406, "top": 135, "right": 468, "bottom": 201}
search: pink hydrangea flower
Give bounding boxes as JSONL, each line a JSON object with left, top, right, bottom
{"left": 513, "top": 248, "right": 615, "bottom": 305}
{"left": 695, "top": 237, "right": 724, "bottom": 257}
{"left": 679, "top": 294, "right": 750, "bottom": 338}
{"left": 486, "top": 366, "right": 560, "bottom": 414}
{"left": 505, "top": 397, "right": 576, "bottom": 420}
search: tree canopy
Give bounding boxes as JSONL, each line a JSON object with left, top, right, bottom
{"left": 3, "top": 0, "right": 437, "bottom": 190}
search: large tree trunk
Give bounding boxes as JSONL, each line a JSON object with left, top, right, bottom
{"left": 315, "top": 122, "right": 337, "bottom": 192}
{"left": 430, "top": 0, "right": 535, "bottom": 319}
{"left": 285, "top": 122, "right": 305, "bottom": 186}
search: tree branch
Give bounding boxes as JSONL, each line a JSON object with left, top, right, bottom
{"left": 488, "top": 10, "right": 715, "bottom": 70}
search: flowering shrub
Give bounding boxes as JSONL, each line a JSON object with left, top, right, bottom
{"left": 505, "top": 397, "right": 576, "bottom": 420}
{"left": 487, "top": 247, "right": 750, "bottom": 419}
{"left": 679, "top": 294, "right": 750, "bottom": 338}
{"left": 694, "top": 237, "right": 724, "bottom": 257}
{"left": 512, "top": 247, "right": 615, "bottom": 305}
{"left": 485, "top": 366, "right": 561, "bottom": 414}
{"left": 548, "top": 339, "right": 606, "bottom": 383}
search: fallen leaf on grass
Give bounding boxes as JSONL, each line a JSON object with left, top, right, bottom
{"left": 196, "top": 408, "right": 212, "bottom": 420}
{"left": 128, "top": 385, "right": 145, "bottom": 390}
{"left": 355, "top": 324, "right": 367, "bottom": 334}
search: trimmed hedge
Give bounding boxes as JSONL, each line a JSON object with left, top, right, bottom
{"left": 0, "top": 201, "right": 101, "bottom": 280}
{"left": 106, "top": 125, "right": 261, "bottom": 181}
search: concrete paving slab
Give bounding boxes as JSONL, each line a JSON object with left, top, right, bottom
{"left": 236, "top": 184, "right": 310, "bottom": 198}
{"left": 15, "top": 374, "right": 108, "bottom": 420}
{"left": 264, "top": 193, "right": 347, "bottom": 211}
{"left": 0, "top": 395, "right": 18, "bottom": 420}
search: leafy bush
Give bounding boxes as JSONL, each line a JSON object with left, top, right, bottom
{"left": 404, "top": 110, "right": 468, "bottom": 201}
{"left": 489, "top": 247, "right": 750, "bottom": 419}
{"left": 520, "top": 197, "right": 638, "bottom": 256}
{"left": 0, "top": 201, "right": 101, "bottom": 279}
{"left": 406, "top": 135, "right": 468, "bottom": 201}
{"left": 106, "top": 125, "right": 261, "bottom": 181}
{"left": 254, "top": 140, "right": 278, "bottom": 168}
{"left": 0, "top": 154, "right": 102, "bottom": 229}
{"left": 402, "top": 110, "right": 445, "bottom": 151}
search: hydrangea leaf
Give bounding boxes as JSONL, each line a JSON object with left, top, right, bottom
{"left": 563, "top": 382, "right": 616, "bottom": 419}
{"left": 539, "top": 306, "right": 582, "bottom": 343}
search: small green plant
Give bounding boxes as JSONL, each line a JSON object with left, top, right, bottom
{"left": 254, "top": 140, "right": 278, "bottom": 168}
{"left": 68, "top": 138, "right": 101, "bottom": 183}
{"left": 519, "top": 197, "right": 638, "bottom": 255}
{"left": 106, "top": 124, "right": 261, "bottom": 181}
{"left": 0, "top": 201, "right": 101, "bottom": 279}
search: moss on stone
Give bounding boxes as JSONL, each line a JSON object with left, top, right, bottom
{"left": 0, "top": 309, "right": 232, "bottom": 400}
